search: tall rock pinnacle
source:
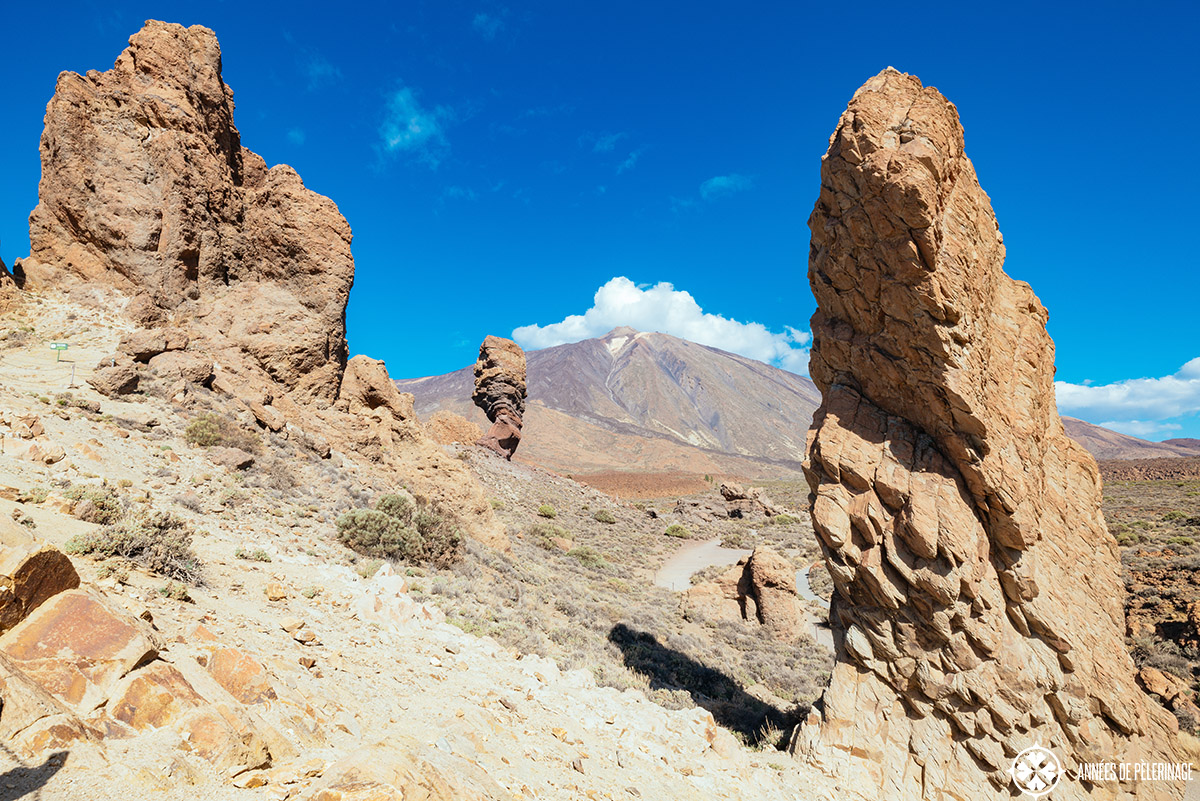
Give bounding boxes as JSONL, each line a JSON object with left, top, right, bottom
{"left": 472, "top": 336, "right": 527, "bottom": 460}
{"left": 792, "top": 68, "right": 1184, "bottom": 800}
{"left": 25, "top": 20, "right": 353, "bottom": 402}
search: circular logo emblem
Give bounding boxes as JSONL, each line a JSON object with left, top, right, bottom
{"left": 1009, "top": 744, "right": 1064, "bottom": 798}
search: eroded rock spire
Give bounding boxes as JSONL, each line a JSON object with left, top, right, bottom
{"left": 792, "top": 68, "right": 1184, "bottom": 800}
{"left": 472, "top": 336, "right": 527, "bottom": 460}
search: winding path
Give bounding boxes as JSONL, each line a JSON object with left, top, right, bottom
{"left": 653, "top": 536, "right": 834, "bottom": 651}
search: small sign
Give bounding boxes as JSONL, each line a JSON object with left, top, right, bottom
{"left": 49, "top": 342, "right": 69, "bottom": 350}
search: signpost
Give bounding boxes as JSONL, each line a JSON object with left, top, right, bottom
{"left": 49, "top": 342, "right": 68, "bottom": 362}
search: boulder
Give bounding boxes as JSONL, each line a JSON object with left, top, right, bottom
{"left": 0, "top": 588, "right": 160, "bottom": 712}
{"left": 208, "top": 446, "right": 255, "bottom": 470}
{"left": 88, "top": 361, "right": 139, "bottom": 397}
{"left": 745, "top": 547, "right": 798, "bottom": 637}
{"left": 472, "top": 336, "right": 527, "bottom": 460}
{"left": 793, "top": 68, "right": 1184, "bottom": 800}
{"left": 147, "top": 350, "right": 213, "bottom": 385}
{"left": 0, "top": 530, "right": 81, "bottom": 634}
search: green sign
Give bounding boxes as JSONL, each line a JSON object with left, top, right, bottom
{"left": 49, "top": 343, "right": 69, "bottom": 350}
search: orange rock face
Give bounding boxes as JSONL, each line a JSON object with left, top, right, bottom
{"left": 207, "top": 647, "right": 278, "bottom": 705}
{"left": 0, "top": 535, "right": 80, "bottom": 634}
{"left": 25, "top": 20, "right": 353, "bottom": 402}
{"left": 794, "top": 69, "right": 1184, "bottom": 800}
{"left": 0, "top": 588, "right": 159, "bottom": 712}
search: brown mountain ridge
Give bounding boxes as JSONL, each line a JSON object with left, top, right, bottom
{"left": 397, "top": 328, "right": 1196, "bottom": 475}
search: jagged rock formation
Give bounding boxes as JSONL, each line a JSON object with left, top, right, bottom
{"left": 719, "top": 482, "right": 781, "bottom": 519}
{"left": 792, "top": 69, "right": 1184, "bottom": 799}
{"left": 334, "top": 356, "right": 509, "bottom": 551}
{"left": 17, "top": 20, "right": 507, "bottom": 550}
{"left": 23, "top": 20, "right": 353, "bottom": 402}
{"left": 472, "top": 336, "right": 527, "bottom": 460}
{"left": 685, "top": 547, "right": 801, "bottom": 641}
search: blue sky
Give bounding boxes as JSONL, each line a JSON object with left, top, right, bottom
{"left": 2, "top": 1, "right": 1198, "bottom": 439}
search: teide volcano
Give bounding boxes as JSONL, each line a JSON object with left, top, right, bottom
{"left": 395, "top": 328, "right": 821, "bottom": 479}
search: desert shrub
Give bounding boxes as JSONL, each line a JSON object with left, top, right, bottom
{"left": 1164, "top": 511, "right": 1186, "bottom": 522}
{"left": 65, "top": 510, "right": 201, "bottom": 582}
{"left": 489, "top": 498, "right": 505, "bottom": 510}
{"left": 664, "top": 523, "right": 691, "bottom": 539}
{"left": 1168, "top": 536, "right": 1195, "bottom": 546}
{"left": 770, "top": 513, "right": 802, "bottom": 526}
{"left": 65, "top": 484, "right": 127, "bottom": 525}
{"left": 592, "top": 510, "right": 617, "bottom": 524}
{"left": 528, "top": 522, "right": 570, "bottom": 549}
{"left": 158, "top": 582, "right": 192, "bottom": 602}
{"left": 235, "top": 547, "right": 272, "bottom": 562}
{"left": 568, "top": 546, "right": 606, "bottom": 569}
{"left": 184, "top": 412, "right": 260, "bottom": 452}
{"left": 17, "top": 486, "right": 48, "bottom": 505}
{"left": 335, "top": 493, "right": 462, "bottom": 566}
{"left": 184, "top": 414, "right": 223, "bottom": 447}
{"left": 537, "top": 504, "right": 557, "bottom": 519}
{"left": 376, "top": 493, "right": 412, "bottom": 520}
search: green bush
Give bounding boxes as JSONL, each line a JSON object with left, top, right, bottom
{"left": 17, "top": 486, "right": 48, "bottom": 505}
{"left": 769, "top": 513, "right": 802, "bottom": 526}
{"left": 184, "top": 414, "right": 223, "bottom": 447}
{"left": 234, "top": 547, "right": 272, "bottom": 562}
{"left": 376, "top": 493, "right": 412, "bottom": 520}
{"left": 65, "top": 484, "right": 126, "bottom": 525}
{"left": 1164, "top": 511, "right": 1186, "bottom": 522}
{"left": 567, "top": 546, "right": 606, "bottom": 569}
{"left": 592, "top": 510, "right": 617, "bottom": 524}
{"left": 529, "top": 522, "right": 570, "bottom": 549}
{"left": 65, "top": 511, "right": 201, "bottom": 582}
{"left": 664, "top": 523, "right": 691, "bottom": 539}
{"left": 537, "top": 504, "right": 557, "bottom": 519}
{"left": 335, "top": 493, "right": 462, "bottom": 566}
{"left": 184, "top": 412, "right": 260, "bottom": 452}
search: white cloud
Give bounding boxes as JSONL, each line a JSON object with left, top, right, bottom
{"left": 1055, "top": 357, "right": 1200, "bottom": 421}
{"left": 473, "top": 12, "right": 504, "bottom": 40}
{"left": 512, "top": 276, "right": 811, "bottom": 374}
{"left": 1098, "top": 420, "right": 1183, "bottom": 438}
{"left": 305, "top": 55, "right": 342, "bottom": 90}
{"left": 700, "top": 173, "right": 753, "bottom": 201}
{"left": 591, "top": 132, "right": 626, "bottom": 153}
{"left": 380, "top": 85, "right": 448, "bottom": 166}
{"left": 617, "top": 149, "right": 642, "bottom": 174}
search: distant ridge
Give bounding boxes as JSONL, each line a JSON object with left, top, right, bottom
{"left": 396, "top": 328, "right": 820, "bottom": 477}
{"left": 1061, "top": 417, "right": 1200, "bottom": 460}
{"left": 396, "top": 330, "right": 1195, "bottom": 475}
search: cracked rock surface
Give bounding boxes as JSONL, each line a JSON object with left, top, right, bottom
{"left": 792, "top": 68, "right": 1185, "bottom": 801}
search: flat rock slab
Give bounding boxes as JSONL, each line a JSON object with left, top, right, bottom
{"left": 0, "top": 588, "right": 159, "bottom": 712}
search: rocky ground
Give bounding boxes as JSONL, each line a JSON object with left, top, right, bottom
{"left": 0, "top": 290, "right": 840, "bottom": 800}
{"left": 1108, "top": 474, "right": 1200, "bottom": 727}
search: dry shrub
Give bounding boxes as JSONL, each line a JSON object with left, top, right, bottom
{"left": 65, "top": 510, "right": 202, "bottom": 582}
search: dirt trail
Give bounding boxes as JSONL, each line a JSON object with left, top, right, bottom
{"left": 652, "top": 537, "right": 752, "bottom": 591}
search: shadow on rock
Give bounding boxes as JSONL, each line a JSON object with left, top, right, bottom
{"left": 0, "top": 749, "right": 69, "bottom": 801}
{"left": 607, "top": 623, "right": 796, "bottom": 746}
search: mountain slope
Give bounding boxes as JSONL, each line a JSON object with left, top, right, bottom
{"left": 1062, "top": 417, "right": 1200, "bottom": 461}
{"left": 396, "top": 328, "right": 820, "bottom": 477}
{"left": 397, "top": 329, "right": 1197, "bottom": 475}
